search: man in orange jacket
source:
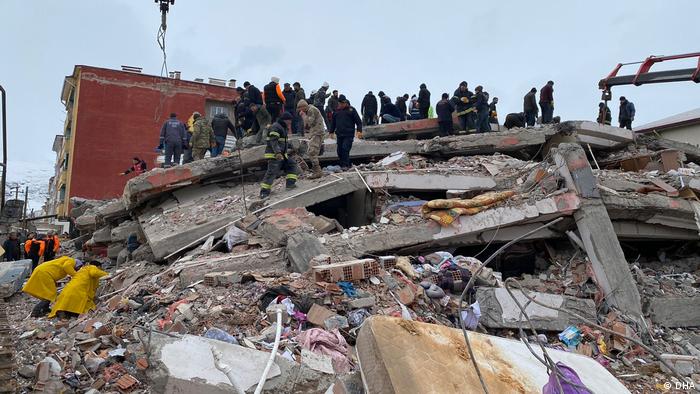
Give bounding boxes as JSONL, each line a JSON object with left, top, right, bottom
{"left": 44, "top": 230, "right": 60, "bottom": 261}
{"left": 24, "top": 233, "right": 45, "bottom": 271}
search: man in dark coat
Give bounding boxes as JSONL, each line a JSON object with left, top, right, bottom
{"left": 435, "top": 93, "right": 454, "bottom": 137}
{"left": 474, "top": 86, "right": 491, "bottom": 133}
{"left": 330, "top": 95, "right": 362, "bottom": 170}
{"left": 504, "top": 112, "right": 526, "bottom": 129}
{"left": 618, "top": 96, "right": 636, "bottom": 130}
{"left": 361, "top": 91, "right": 378, "bottom": 126}
{"left": 452, "top": 81, "right": 474, "bottom": 131}
{"left": 2, "top": 232, "right": 21, "bottom": 261}
{"left": 263, "top": 77, "right": 286, "bottom": 122}
{"left": 396, "top": 95, "right": 408, "bottom": 121}
{"left": 418, "top": 83, "right": 431, "bottom": 119}
{"left": 159, "top": 113, "right": 187, "bottom": 167}
{"left": 243, "top": 81, "right": 263, "bottom": 106}
{"left": 523, "top": 88, "right": 538, "bottom": 127}
{"left": 211, "top": 113, "right": 237, "bottom": 156}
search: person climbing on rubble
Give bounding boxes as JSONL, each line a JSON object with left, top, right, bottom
{"left": 159, "top": 113, "right": 188, "bottom": 167}
{"left": 22, "top": 256, "right": 82, "bottom": 317}
{"left": 435, "top": 93, "right": 454, "bottom": 137}
{"left": 474, "top": 85, "right": 491, "bottom": 133}
{"left": 49, "top": 260, "right": 108, "bottom": 319}
{"left": 597, "top": 102, "right": 612, "bottom": 125}
{"left": 24, "top": 232, "right": 45, "bottom": 271}
{"left": 618, "top": 96, "right": 635, "bottom": 130}
{"left": 119, "top": 157, "right": 147, "bottom": 176}
{"left": 210, "top": 112, "right": 237, "bottom": 157}
{"left": 523, "top": 88, "right": 538, "bottom": 127}
{"left": 43, "top": 230, "right": 60, "bottom": 261}
{"left": 190, "top": 112, "right": 216, "bottom": 161}
{"left": 249, "top": 103, "right": 272, "bottom": 144}
{"left": 330, "top": 95, "right": 363, "bottom": 171}
{"left": 2, "top": 232, "right": 21, "bottom": 261}
{"left": 361, "top": 91, "right": 378, "bottom": 126}
{"left": 259, "top": 112, "right": 300, "bottom": 199}
{"left": 297, "top": 99, "right": 325, "bottom": 179}
{"left": 504, "top": 112, "right": 527, "bottom": 129}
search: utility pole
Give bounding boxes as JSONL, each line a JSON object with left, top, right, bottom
{"left": 0, "top": 85, "right": 7, "bottom": 211}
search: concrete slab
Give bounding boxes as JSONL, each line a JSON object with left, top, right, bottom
{"left": 477, "top": 287, "right": 597, "bottom": 331}
{"left": 648, "top": 296, "right": 700, "bottom": 328}
{"left": 356, "top": 316, "right": 630, "bottom": 394}
{"left": 0, "top": 259, "right": 31, "bottom": 297}
{"left": 147, "top": 333, "right": 280, "bottom": 393}
{"left": 363, "top": 172, "right": 496, "bottom": 191}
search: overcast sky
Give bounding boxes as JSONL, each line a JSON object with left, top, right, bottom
{"left": 1, "top": 0, "right": 699, "bottom": 207}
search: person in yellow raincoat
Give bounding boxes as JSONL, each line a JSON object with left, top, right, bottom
{"left": 49, "top": 261, "right": 108, "bottom": 319}
{"left": 22, "top": 256, "right": 82, "bottom": 317}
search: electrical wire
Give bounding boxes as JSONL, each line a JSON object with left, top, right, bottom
{"left": 157, "top": 25, "right": 168, "bottom": 77}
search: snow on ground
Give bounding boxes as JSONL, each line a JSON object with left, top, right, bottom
{"left": 4, "top": 158, "right": 53, "bottom": 213}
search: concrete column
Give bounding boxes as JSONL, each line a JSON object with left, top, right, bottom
{"left": 554, "top": 143, "right": 642, "bottom": 318}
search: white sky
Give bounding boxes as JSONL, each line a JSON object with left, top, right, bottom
{"left": 1, "top": 0, "right": 699, "bottom": 207}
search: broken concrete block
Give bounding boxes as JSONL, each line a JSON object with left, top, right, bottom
{"left": 660, "top": 354, "right": 698, "bottom": 376}
{"left": 257, "top": 208, "right": 314, "bottom": 246}
{"left": 648, "top": 296, "right": 700, "bottom": 328}
{"left": 0, "top": 259, "right": 31, "bottom": 297}
{"left": 378, "top": 151, "right": 410, "bottom": 168}
{"left": 286, "top": 233, "right": 330, "bottom": 273}
{"left": 110, "top": 220, "right": 140, "bottom": 242}
{"left": 75, "top": 214, "right": 98, "bottom": 230}
{"left": 348, "top": 296, "right": 376, "bottom": 310}
{"left": 476, "top": 287, "right": 596, "bottom": 332}
{"left": 324, "top": 315, "right": 349, "bottom": 331}
{"left": 308, "top": 215, "right": 337, "bottom": 234}
{"left": 307, "top": 304, "right": 336, "bottom": 327}
{"left": 92, "top": 226, "right": 112, "bottom": 244}
{"left": 146, "top": 333, "right": 281, "bottom": 393}
{"left": 356, "top": 316, "right": 631, "bottom": 394}
{"left": 96, "top": 199, "right": 128, "bottom": 222}
{"left": 107, "top": 243, "right": 125, "bottom": 259}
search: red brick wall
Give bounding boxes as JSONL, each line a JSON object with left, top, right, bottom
{"left": 69, "top": 66, "right": 238, "bottom": 201}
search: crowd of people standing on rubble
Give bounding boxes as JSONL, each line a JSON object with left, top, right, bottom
{"left": 152, "top": 77, "right": 637, "bottom": 198}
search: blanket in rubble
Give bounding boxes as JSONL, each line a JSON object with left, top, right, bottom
{"left": 422, "top": 190, "right": 515, "bottom": 226}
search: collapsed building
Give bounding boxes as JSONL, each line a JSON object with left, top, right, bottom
{"left": 4, "top": 119, "right": 700, "bottom": 393}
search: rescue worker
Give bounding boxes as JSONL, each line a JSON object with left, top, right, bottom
{"left": 259, "top": 112, "right": 300, "bottom": 199}
{"left": 44, "top": 230, "right": 60, "bottom": 261}
{"left": 489, "top": 97, "right": 499, "bottom": 125}
{"left": 159, "top": 113, "right": 187, "bottom": 167}
{"left": 183, "top": 114, "right": 196, "bottom": 164}
{"left": 418, "top": 83, "right": 431, "bottom": 119}
{"left": 297, "top": 100, "right": 325, "bottom": 179}
{"left": 191, "top": 112, "right": 216, "bottom": 160}
{"left": 263, "top": 77, "right": 286, "bottom": 122}
{"left": 523, "top": 88, "right": 538, "bottom": 127}
{"left": 24, "top": 232, "right": 45, "bottom": 271}
{"left": 243, "top": 81, "right": 263, "bottom": 106}
{"left": 361, "top": 91, "right": 378, "bottom": 126}
{"left": 597, "top": 102, "right": 612, "bottom": 125}
{"left": 539, "top": 81, "right": 555, "bottom": 124}
{"left": 2, "top": 232, "right": 21, "bottom": 261}
{"left": 120, "top": 157, "right": 147, "bottom": 176}
{"left": 314, "top": 82, "right": 331, "bottom": 127}
{"left": 49, "top": 260, "right": 108, "bottom": 319}
{"left": 329, "top": 95, "right": 362, "bottom": 170}
{"left": 504, "top": 112, "right": 527, "bottom": 129}
{"left": 380, "top": 96, "right": 402, "bottom": 123}
{"left": 211, "top": 113, "right": 237, "bottom": 157}
{"left": 292, "top": 82, "right": 306, "bottom": 134}
{"left": 619, "top": 96, "right": 636, "bottom": 130}
{"left": 327, "top": 90, "right": 340, "bottom": 117}
{"left": 22, "top": 256, "right": 81, "bottom": 317}
{"left": 452, "top": 81, "right": 474, "bottom": 131}
{"left": 395, "top": 95, "right": 408, "bottom": 121}
{"left": 283, "top": 83, "right": 296, "bottom": 132}
{"left": 435, "top": 93, "right": 454, "bottom": 137}
{"left": 474, "top": 85, "right": 491, "bottom": 133}
{"left": 249, "top": 103, "right": 272, "bottom": 144}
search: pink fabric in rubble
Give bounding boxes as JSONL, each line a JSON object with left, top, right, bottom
{"left": 296, "top": 328, "right": 351, "bottom": 373}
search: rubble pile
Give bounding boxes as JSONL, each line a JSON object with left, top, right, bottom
{"left": 7, "top": 122, "right": 700, "bottom": 393}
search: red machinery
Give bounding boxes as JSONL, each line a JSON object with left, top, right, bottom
{"left": 599, "top": 52, "right": 700, "bottom": 100}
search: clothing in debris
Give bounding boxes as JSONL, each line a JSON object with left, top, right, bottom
{"left": 504, "top": 112, "right": 527, "bottom": 129}
{"left": 48, "top": 263, "right": 108, "bottom": 318}
{"left": 191, "top": 116, "right": 215, "bottom": 160}
{"left": 22, "top": 256, "right": 78, "bottom": 302}
{"left": 260, "top": 115, "right": 300, "bottom": 198}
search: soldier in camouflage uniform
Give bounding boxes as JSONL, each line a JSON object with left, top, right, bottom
{"left": 297, "top": 99, "right": 325, "bottom": 179}
{"left": 190, "top": 112, "right": 215, "bottom": 160}
{"left": 260, "top": 112, "right": 299, "bottom": 199}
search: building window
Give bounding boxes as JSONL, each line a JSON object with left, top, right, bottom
{"left": 62, "top": 153, "right": 69, "bottom": 170}
{"left": 205, "top": 100, "right": 234, "bottom": 119}
{"left": 58, "top": 185, "right": 66, "bottom": 202}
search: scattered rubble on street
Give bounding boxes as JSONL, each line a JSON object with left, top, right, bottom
{"left": 6, "top": 122, "right": 700, "bottom": 393}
